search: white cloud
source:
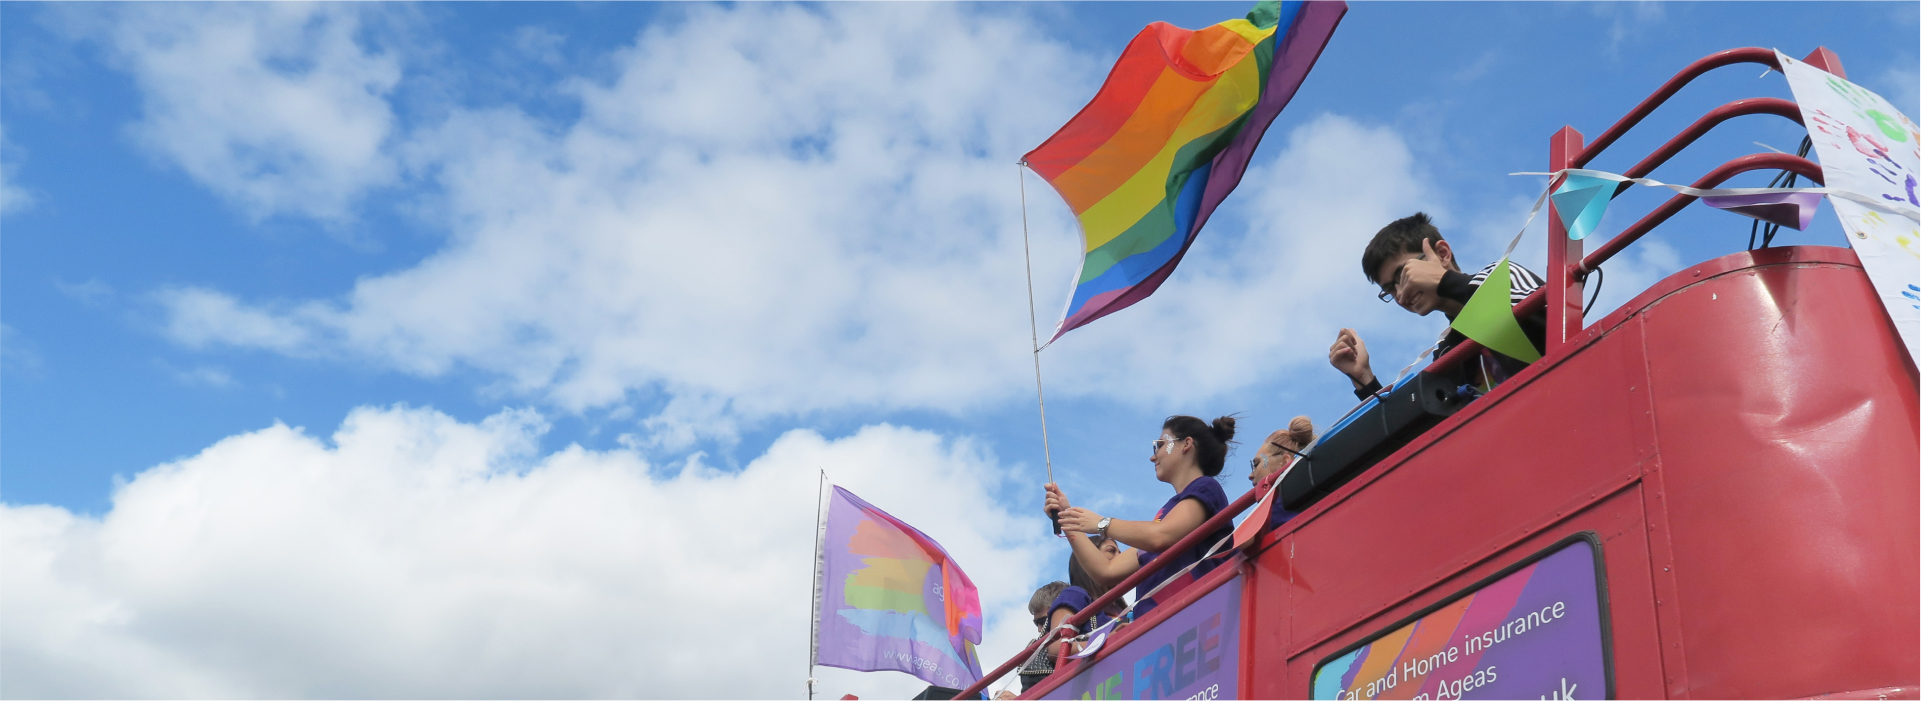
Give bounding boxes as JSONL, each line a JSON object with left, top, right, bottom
{"left": 70, "top": 3, "right": 401, "bottom": 221}
{"left": 53, "top": 277, "right": 115, "bottom": 306}
{"left": 167, "top": 363, "right": 238, "bottom": 389}
{"left": 157, "top": 3, "right": 1093, "bottom": 425}
{"left": 1589, "top": 1, "right": 1666, "bottom": 55}
{"left": 145, "top": 5, "right": 1439, "bottom": 439}
{"left": 1, "top": 323, "right": 43, "bottom": 373}
{"left": 1, "top": 404, "right": 1053, "bottom": 699}
{"left": 1873, "top": 64, "right": 1918, "bottom": 121}
{"left": 158, "top": 287, "right": 312, "bottom": 353}
{"left": 513, "top": 26, "right": 566, "bottom": 67}
{"left": 1, "top": 124, "right": 33, "bottom": 215}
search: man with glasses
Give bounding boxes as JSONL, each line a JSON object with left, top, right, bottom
{"left": 1329, "top": 212, "right": 1545, "bottom": 400}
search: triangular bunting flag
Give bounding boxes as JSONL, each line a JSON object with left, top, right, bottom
{"left": 1551, "top": 173, "right": 1614, "bottom": 240}
{"left": 1701, "top": 191, "right": 1824, "bottom": 231}
{"left": 1232, "top": 489, "right": 1275, "bottom": 548}
{"left": 1448, "top": 258, "right": 1542, "bottom": 362}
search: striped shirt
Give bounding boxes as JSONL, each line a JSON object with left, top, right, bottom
{"left": 1468, "top": 260, "right": 1544, "bottom": 305}
{"left": 1432, "top": 260, "right": 1545, "bottom": 350}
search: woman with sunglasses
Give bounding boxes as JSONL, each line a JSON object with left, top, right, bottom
{"left": 1045, "top": 415, "right": 1238, "bottom": 620}
{"left": 1248, "top": 415, "right": 1315, "bottom": 488}
{"left": 1248, "top": 416, "right": 1315, "bottom": 529}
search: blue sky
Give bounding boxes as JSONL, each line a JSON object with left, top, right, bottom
{"left": 3, "top": 2, "right": 1916, "bottom": 698}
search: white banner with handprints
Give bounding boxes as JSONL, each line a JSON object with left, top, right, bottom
{"left": 1776, "top": 50, "right": 1920, "bottom": 362}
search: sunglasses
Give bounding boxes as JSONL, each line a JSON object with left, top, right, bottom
{"left": 1150, "top": 436, "right": 1181, "bottom": 455}
{"left": 1251, "top": 441, "right": 1310, "bottom": 470}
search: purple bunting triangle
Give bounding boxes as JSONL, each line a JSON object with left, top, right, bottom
{"left": 1701, "top": 191, "right": 1824, "bottom": 231}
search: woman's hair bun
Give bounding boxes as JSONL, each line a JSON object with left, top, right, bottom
{"left": 1210, "top": 415, "right": 1238, "bottom": 443}
{"left": 1286, "top": 415, "right": 1314, "bottom": 447}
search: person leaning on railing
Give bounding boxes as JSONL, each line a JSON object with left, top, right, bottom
{"left": 1016, "top": 581, "right": 1069, "bottom": 692}
{"left": 1248, "top": 416, "right": 1315, "bottom": 529}
{"left": 1330, "top": 212, "right": 1547, "bottom": 397}
{"left": 1045, "top": 415, "right": 1238, "bottom": 620}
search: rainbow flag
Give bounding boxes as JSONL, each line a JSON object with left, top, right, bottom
{"left": 813, "top": 486, "right": 983, "bottom": 689}
{"left": 1023, "top": 1, "right": 1345, "bottom": 342}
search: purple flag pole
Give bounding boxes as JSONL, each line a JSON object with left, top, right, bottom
{"left": 808, "top": 470, "right": 827, "bottom": 701}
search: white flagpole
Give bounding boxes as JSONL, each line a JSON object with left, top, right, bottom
{"left": 1018, "top": 163, "right": 1061, "bottom": 536}
{"left": 808, "top": 469, "right": 827, "bottom": 700}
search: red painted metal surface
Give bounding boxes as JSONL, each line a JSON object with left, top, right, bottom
{"left": 1800, "top": 47, "right": 1847, "bottom": 79}
{"left": 1548, "top": 127, "right": 1588, "bottom": 352}
{"left": 1012, "top": 247, "right": 1917, "bottom": 700}
{"left": 1241, "top": 245, "right": 1918, "bottom": 699}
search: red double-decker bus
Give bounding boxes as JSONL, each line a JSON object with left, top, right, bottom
{"left": 959, "top": 46, "right": 1918, "bottom": 701}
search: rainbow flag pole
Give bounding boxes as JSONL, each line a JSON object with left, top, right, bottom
{"left": 1023, "top": 0, "right": 1346, "bottom": 345}
{"left": 1017, "top": 165, "right": 1061, "bottom": 537}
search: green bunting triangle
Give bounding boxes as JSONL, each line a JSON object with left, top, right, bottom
{"left": 1448, "top": 258, "right": 1541, "bottom": 363}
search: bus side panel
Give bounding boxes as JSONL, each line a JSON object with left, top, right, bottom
{"left": 1277, "top": 488, "right": 1662, "bottom": 699}
{"left": 1246, "top": 537, "right": 1292, "bottom": 699}
{"left": 1281, "top": 310, "right": 1647, "bottom": 655}
{"left": 1638, "top": 260, "right": 1921, "bottom": 699}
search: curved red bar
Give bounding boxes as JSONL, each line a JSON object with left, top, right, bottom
{"left": 1581, "top": 151, "right": 1824, "bottom": 273}
{"left": 1571, "top": 48, "right": 1780, "bottom": 167}
{"left": 1609, "top": 97, "right": 1803, "bottom": 197}
{"left": 1429, "top": 152, "right": 1825, "bottom": 376}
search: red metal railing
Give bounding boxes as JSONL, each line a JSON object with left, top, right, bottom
{"left": 953, "top": 487, "right": 1261, "bottom": 699}
{"left": 1431, "top": 46, "right": 1840, "bottom": 375}
{"left": 1020, "top": 549, "right": 1247, "bottom": 699}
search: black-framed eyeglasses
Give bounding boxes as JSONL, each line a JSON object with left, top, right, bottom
{"left": 1376, "top": 254, "right": 1427, "bottom": 303}
{"left": 1033, "top": 615, "right": 1048, "bottom": 628}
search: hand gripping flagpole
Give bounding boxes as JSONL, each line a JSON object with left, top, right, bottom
{"left": 1018, "top": 162, "right": 1062, "bottom": 536}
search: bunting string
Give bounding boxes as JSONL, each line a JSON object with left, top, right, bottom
{"left": 1515, "top": 168, "right": 1915, "bottom": 215}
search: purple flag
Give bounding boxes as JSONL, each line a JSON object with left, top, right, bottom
{"left": 814, "top": 486, "right": 983, "bottom": 689}
{"left": 1701, "top": 191, "right": 1824, "bottom": 231}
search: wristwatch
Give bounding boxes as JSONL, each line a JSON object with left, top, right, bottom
{"left": 1096, "top": 517, "right": 1111, "bottom": 538}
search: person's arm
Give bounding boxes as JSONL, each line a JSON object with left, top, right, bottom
{"left": 1058, "top": 498, "right": 1209, "bottom": 555}
{"left": 1048, "top": 606, "right": 1078, "bottom": 632}
{"left": 1061, "top": 530, "right": 1139, "bottom": 590}
{"left": 1329, "top": 328, "right": 1378, "bottom": 396}
{"left": 1436, "top": 268, "right": 1475, "bottom": 304}
{"left": 1047, "top": 605, "right": 1086, "bottom": 657}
